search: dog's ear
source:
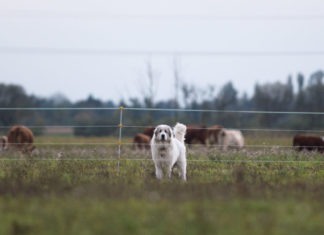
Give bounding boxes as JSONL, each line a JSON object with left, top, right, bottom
{"left": 171, "top": 127, "right": 175, "bottom": 137}
{"left": 154, "top": 127, "right": 159, "bottom": 137}
{"left": 167, "top": 127, "right": 173, "bottom": 138}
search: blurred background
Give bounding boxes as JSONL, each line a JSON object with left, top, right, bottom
{"left": 0, "top": 0, "right": 324, "bottom": 137}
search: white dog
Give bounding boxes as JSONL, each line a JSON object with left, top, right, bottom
{"left": 151, "top": 123, "right": 187, "bottom": 181}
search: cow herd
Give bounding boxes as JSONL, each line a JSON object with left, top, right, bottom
{"left": 134, "top": 125, "right": 324, "bottom": 153}
{"left": 134, "top": 125, "right": 245, "bottom": 150}
{"left": 0, "top": 124, "right": 323, "bottom": 155}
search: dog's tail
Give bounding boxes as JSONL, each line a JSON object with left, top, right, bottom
{"left": 174, "top": 123, "right": 186, "bottom": 143}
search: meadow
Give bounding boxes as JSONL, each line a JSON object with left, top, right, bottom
{"left": 0, "top": 136, "right": 323, "bottom": 235}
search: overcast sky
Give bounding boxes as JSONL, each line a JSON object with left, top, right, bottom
{"left": 0, "top": 0, "right": 324, "bottom": 103}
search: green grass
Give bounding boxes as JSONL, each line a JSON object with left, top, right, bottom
{"left": 0, "top": 136, "right": 323, "bottom": 234}
{"left": 1, "top": 197, "right": 323, "bottom": 235}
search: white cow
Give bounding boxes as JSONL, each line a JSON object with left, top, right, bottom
{"left": 218, "top": 129, "right": 244, "bottom": 151}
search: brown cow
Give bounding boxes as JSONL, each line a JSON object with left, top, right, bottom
{"left": 0, "top": 136, "right": 8, "bottom": 150}
{"left": 293, "top": 134, "right": 324, "bottom": 152}
{"left": 7, "top": 125, "right": 35, "bottom": 153}
{"left": 207, "top": 125, "right": 223, "bottom": 145}
{"left": 185, "top": 125, "right": 208, "bottom": 146}
{"left": 143, "top": 126, "right": 155, "bottom": 138}
{"left": 133, "top": 133, "right": 151, "bottom": 150}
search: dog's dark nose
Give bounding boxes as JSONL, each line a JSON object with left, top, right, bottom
{"left": 161, "top": 134, "right": 165, "bottom": 140}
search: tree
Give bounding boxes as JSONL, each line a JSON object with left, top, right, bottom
{"left": 305, "top": 70, "right": 324, "bottom": 112}
{"left": 215, "top": 82, "right": 237, "bottom": 110}
{"left": 295, "top": 73, "right": 305, "bottom": 111}
{"left": 304, "top": 70, "right": 324, "bottom": 128}
{"left": 181, "top": 83, "right": 196, "bottom": 109}
{"left": 136, "top": 60, "right": 160, "bottom": 123}
{"left": 213, "top": 82, "right": 238, "bottom": 127}
{"left": 173, "top": 57, "right": 181, "bottom": 108}
{"left": 297, "top": 73, "right": 304, "bottom": 93}
{"left": 0, "top": 84, "right": 33, "bottom": 126}
{"left": 253, "top": 81, "right": 292, "bottom": 127}
{"left": 141, "top": 60, "right": 159, "bottom": 109}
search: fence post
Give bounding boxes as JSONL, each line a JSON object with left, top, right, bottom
{"left": 117, "top": 106, "right": 124, "bottom": 173}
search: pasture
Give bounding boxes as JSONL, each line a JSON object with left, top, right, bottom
{"left": 0, "top": 136, "right": 324, "bottom": 235}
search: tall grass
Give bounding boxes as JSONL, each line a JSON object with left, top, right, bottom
{"left": 0, "top": 136, "right": 323, "bottom": 234}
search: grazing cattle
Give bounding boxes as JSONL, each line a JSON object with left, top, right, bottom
{"left": 143, "top": 126, "right": 155, "bottom": 138}
{"left": 293, "top": 134, "right": 324, "bottom": 152}
{"left": 0, "top": 136, "right": 8, "bottom": 150}
{"left": 207, "top": 125, "right": 223, "bottom": 145}
{"left": 133, "top": 133, "right": 151, "bottom": 150}
{"left": 217, "top": 129, "right": 244, "bottom": 151}
{"left": 7, "top": 125, "right": 35, "bottom": 153}
{"left": 185, "top": 125, "right": 208, "bottom": 146}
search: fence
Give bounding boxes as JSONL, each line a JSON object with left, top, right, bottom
{"left": 1, "top": 106, "right": 324, "bottom": 172}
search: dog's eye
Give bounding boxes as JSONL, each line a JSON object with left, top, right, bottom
{"left": 159, "top": 130, "right": 162, "bottom": 133}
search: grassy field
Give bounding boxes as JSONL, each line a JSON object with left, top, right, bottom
{"left": 0, "top": 136, "right": 323, "bottom": 235}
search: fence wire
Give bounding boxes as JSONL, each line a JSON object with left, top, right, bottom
{"left": 1, "top": 106, "right": 324, "bottom": 165}
{"left": 0, "top": 124, "right": 323, "bottom": 134}
{"left": 0, "top": 158, "right": 323, "bottom": 164}
{"left": 0, "top": 106, "right": 324, "bottom": 115}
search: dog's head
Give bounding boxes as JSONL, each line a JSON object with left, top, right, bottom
{"left": 218, "top": 129, "right": 226, "bottom": 138}
{"left": 154, "top": 125, "right": 173, "bottom": 142}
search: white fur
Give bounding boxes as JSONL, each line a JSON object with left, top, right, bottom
{"left": 174, "top": 123, "right": 186, "bottom": 143}
{"left": 218, "top": 129, "right": 244, "bottom": 151}
{"left": 209, "top": 134, "right": 216, "bottom": 145}
{"left": 0, "top": 136, "right": 8, "bottom": 150}
{"left": 151, "top": 123, "right": 187, "bottom": 181}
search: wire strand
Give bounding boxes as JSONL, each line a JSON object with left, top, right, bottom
{"left": 0, "top": 125, "right": 118, "bottom": 129}
{"left": 1, "top": 12, "right": 324, "bottom": 21}
{"left": 0, "top": 158, "right": 322, "bottom": 163}
{"left": 1, "top": 47, "right": 324, "bottom": 57}
{"left": 0, "top": 106, "right": 324, "bottom": 115}
{"left": 0, "top": 124, "right": 323, "bottom": 133}
{"left": 2, "top": 142, "right": 323, "bottom": 148}
{"left": 124, "top": 107, "right": 324, "bottom": 115}
{"left": 0, "top": 107, "right": 119, "bottom": 111}
{"left": 123, "top": 125, "right": 324, "bottom": 133}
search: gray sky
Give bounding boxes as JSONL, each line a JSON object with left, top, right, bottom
{"left": 0, "top": 0, "right": 324, "bottom": 103}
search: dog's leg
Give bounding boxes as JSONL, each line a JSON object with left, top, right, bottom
{"left": 223, "top": 139, "right": 228, "bottom": 151}
{"left": 177, "top": 161, "right": 187, "bottom": 181}
{"left": 155, "top": 165, "right": 163, "bottom": 180}
{"left": 177, "top": 155, "right": 187, "bottom": 181}
{"left": 166, "top": 165, "right": 173, "bottom": 179}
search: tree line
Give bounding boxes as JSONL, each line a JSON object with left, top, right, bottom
{"left": 0, "top": 70, "right": 323, "bottom": 137}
